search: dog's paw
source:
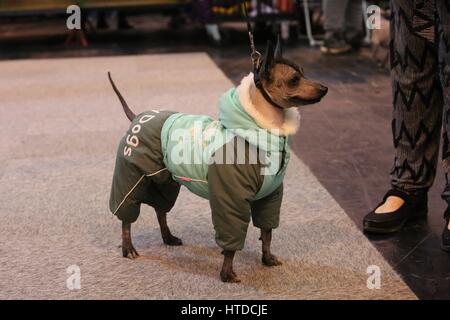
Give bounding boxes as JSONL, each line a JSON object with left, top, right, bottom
{"left": 163, "top": 235, "right": 183, "bottom": 246}
{"left": 220, "top": 270, "right": 241, "bottom": 283}
{"left": 122, "top": 243, "right": 140, "bottom": 259}
{"left": 262, "top": 254, "right": 282, "bottom": 267}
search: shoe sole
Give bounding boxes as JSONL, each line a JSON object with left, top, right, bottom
{"left": 320, "top": 46, "right": 329, "bottom": 54}
{"left": 363, "top": 210, "right": 428, "bottom": 234}
{"left": 320, "top": 46, "right": 352, "bottom": 55}
{"left": 363, "top": 221, "right": 406, "bottom": 234}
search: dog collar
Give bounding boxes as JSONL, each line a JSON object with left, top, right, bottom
{"left": 253, "top": 67, "right": 285, "bottom": 110}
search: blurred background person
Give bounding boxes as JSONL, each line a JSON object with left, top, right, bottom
{"left": 97, "top": 10, "right": 133, "bottom": 30}
{"left": 320, "top": 0, "right": 364, "bottom": 54}
{"left": 191, "top": 0, "right": 222, "bottom": 46}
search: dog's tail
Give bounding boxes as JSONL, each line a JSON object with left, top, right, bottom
{"left": 108, "top": 72, "right": 136, "bottom": 122}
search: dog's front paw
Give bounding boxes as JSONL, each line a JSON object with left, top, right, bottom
{"left": 122, "top": 242, "right": 140, "bottom": 259}
{"left": 262, "top": 254, "right": 282, "bottom": 267}
{"left": 220, "top": 270, "right": 241, "bottom": 283}
{"left": 163, "top": 234, "right": 183, "bottom": 246}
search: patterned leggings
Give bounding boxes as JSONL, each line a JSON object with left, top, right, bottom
{"left": 390, "top": 0, "right": 450, "bottom": 204}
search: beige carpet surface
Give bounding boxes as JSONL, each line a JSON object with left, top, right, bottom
{"left": 0, "top": 53, "right": 415, "bottom": 299}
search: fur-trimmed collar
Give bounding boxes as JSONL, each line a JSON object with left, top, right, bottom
{"left": 236, "top": 73, "right": 300, "bottom": 136}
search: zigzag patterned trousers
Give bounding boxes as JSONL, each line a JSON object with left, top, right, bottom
{"left": 390, "top": 0, "right": 450, "bottom": 202}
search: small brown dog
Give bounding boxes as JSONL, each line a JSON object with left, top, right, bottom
{"left": 109, "top": 37, "right": 327, "bottom": 282}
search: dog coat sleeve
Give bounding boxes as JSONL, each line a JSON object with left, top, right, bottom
{"left": 251, "top": 183, "right": 283, "bottom": 230}
{"left": 208, "top": 137, "right": 264, "bottom": 251}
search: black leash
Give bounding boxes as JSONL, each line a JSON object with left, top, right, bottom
{"left": 242, "top": 1, "right": 261, "bottom": 71}
{"left": 242, "top": 1, "right": 287, "bottom": 176}
{"left": 242, "top": 1, "right": 285, "bottom": 110}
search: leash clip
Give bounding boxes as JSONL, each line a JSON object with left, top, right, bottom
{"left": 243, "top": 2, "right": 261, "bottom": 70}
{"left": 251, "top": 50, "right": 261, "bottom": 70}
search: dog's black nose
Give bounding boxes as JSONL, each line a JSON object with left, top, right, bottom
{"left": 321, "top": 86, "right": 328, "bottom": 95}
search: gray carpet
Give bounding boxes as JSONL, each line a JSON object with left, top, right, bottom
{"left": 0, "top": 53, "right": 416, "bottom": 299}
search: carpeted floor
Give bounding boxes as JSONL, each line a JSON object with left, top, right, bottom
{"left": 0, "top": 53, "right": 416, "bottom": 299}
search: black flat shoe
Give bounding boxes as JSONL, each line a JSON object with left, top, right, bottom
{"left": 363, "top": 189, "right": 428, "bottom": 234}
{"left": 441, "top": 215, "right": 450, "bottom": 253}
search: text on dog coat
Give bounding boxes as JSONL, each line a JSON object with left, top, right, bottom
{"left": 124, "top": 112, "right": 159, "bottom": 157}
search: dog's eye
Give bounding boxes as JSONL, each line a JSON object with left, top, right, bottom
{"left": 288, "top": 75, "right": 300, "bottom": 87}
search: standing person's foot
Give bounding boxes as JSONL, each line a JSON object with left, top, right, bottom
{"left": 363, "top": 189, "right": 428, "bottom": 234}
{"left": 320, "top": 32, "right": 352, "bottom": 55}
{"left": 205, "top": 24, "right": 224, "bottom": 47}
{"left": 441, "top": 210, "right": 450, "bottom": 252}
{"left": 346, "top": 32, "right": 365, "bottom": 50}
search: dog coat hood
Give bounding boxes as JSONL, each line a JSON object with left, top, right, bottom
{"left": 160, "top": 76, "right": 293, "bottom": 201}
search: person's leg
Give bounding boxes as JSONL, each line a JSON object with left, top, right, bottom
{"left": 191, "top": 0, "right": 221, "bottom": 45}
{"left": 364, "top": 0, "right": 443, "bottom": 233}
{"left": 436, "top": 0, "right": 450, "bottom": 247}
{"left": 389, "top": 0, "right": 442, "bottom": 196}
{"left": 321, "top": 0, "right": 352, "bottom": 54}
{"left": 344, "top": 0, "right": 364, "bottom": 47}
{"left": 323, "top": 0, "right": 348, "bottom": 35}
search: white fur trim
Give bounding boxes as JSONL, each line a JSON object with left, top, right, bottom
{"left": 236, "top": 73, "right": 300, "bottom": 136}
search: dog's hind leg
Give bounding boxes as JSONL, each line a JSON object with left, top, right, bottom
{"left": 220, "top": 250, "right": 240, "bottom": 283}
{"left": 260, "top": 229, "right": 282, "bottom": 267}
{"left": 156, "top": 210, "right": 183, "bottom": 246}
{"left": 122, "top": 221, "right": 139, "bottom": 259}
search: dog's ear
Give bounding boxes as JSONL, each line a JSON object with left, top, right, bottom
{"left": 274, "top": 34, "right": 283, "bottom": 59}
{"left": 261, "top": 40, "right": 275, "bottom": 77}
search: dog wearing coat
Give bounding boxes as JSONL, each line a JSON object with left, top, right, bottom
{"left": 108, "top": 38, "right": 327, "bottom": 282}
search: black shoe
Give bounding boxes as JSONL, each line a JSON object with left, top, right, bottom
{"left": 320, "top": 32, "right": 352, "bottom": 55}
{"left": 363, "top": 189, "right": 428, "bottom": 234}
